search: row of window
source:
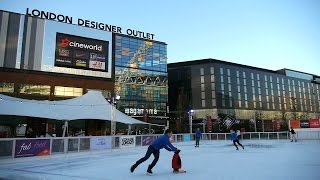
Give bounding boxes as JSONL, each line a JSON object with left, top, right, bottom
{"left": 196, "top": 67, "right": 320, "bottom": 112}
{"left": 0, "top": 83, "right": 84, "bottom": 97}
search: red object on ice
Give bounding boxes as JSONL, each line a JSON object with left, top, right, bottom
{"left": 172, "top": 153, "right": 182, "bottom": 170}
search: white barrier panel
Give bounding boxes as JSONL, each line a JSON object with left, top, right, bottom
{"left": 120, "top": 136, "right": 135, "bottom": 148}
{"left": 90, "top": 136, "right": 112, "bottom": 150}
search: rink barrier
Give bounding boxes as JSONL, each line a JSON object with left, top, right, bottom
{"left": 1, "top": 130, "right": 320, "bottom": 159}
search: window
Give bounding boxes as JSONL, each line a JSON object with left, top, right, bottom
{"left": 201, "top": 76, "right": 204, "bottom": 83}
{"left": 201, "top": 84, "right": 205, "bottom": 91}
{"left": 221, "top": 76, "right": 224, "bottom": 83}
{"left": 212, "top": 99, "right": 216, "bottom": 106}
{"left": 202, "top": 100, "right": 206, "bottom": 107}
{"left": 220, "top": 68, "right": 223, "bottom": 75}
{"left": 201, "top": 92, "right": 205, "bottom": 99}
{"left": 211, "top": 75, "right": 215, "bottom": 82}
{"left": 227, "top": 69, "right": 230, "bottom": 76}
{"left": 0, "top": 83, "right": 14, "bottom": 93}
{"left": 55, "top": 86, "right": 83, "bottom": 97}
{"left": 200, "top": 68, "right": 204, "bottom": 75}
{"left": 212, "top": 91, "right": 216, "bottom": 98}
{"left": 211, "top": 83, "right": 215, "bottom": 90}
{"left": 210, "top": 67, "right": 214, "bottom": 74}
{"left": 19, "top": 84, "right": 50, "bottom": 95}
{"left": 236, "top": 71, "right": 239, "bottom": 77}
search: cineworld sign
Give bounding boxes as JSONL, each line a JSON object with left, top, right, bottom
{"left": 59, "top": 37, "right": 103, "bottom": 52}
{"left": 26, "top": 8, "right": 155, "bottom": 40}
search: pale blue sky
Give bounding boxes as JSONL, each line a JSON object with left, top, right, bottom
{"left": 1, "top": 0, "right": 319, "bottom": 75}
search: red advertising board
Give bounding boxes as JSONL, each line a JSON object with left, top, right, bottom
{"left": 289, "top": 120, "right": 300, "bottom": 129}
{"left": 309, "top": 119, "right": 320, "bottom": 128}
{"left": 207, "top": 116, "right": 212, "bottom": 131}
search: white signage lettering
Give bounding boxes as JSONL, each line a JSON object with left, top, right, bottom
{"left": 124, "top": 108, "right": 158, "bottom": 115}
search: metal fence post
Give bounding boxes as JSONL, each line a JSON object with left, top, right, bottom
{"left": 12, "top": 139, "right": 16, "bottom": 159}
{"left": 78, "top": 137, "right": 80, "bottom": 152}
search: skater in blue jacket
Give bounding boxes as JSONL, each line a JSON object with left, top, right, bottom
{"left": 195, "top": 128, "right": 202, "bottom": 147}
{"left": 231, "top": 129, "right": 244, "bottom": 150}
{"left": 130, "top": 129, "right": 180, "bottom": 174}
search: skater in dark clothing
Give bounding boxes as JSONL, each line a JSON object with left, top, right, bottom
{"left": 289, "top": 127, "right": 297, "bottom": 142}
{"left": 195, "top": 128, "right": 202, "bottom": 147}
{"left": 130, "top": 129, "right": 180, "bottom": 174}
{"left": 231, "top": 129, "right": 244, "bottom": 150}
{"left": 172, "top": 150, "right": 186, "bottom": 173}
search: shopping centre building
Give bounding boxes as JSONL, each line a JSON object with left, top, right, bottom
{"left": 0, "top": 9, "right": 168, "bottom": 137}
{"left": 168, "top": 59, "right": 320, "bottom": 133}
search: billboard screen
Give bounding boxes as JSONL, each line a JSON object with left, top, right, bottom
{"left": 55, "top": 33, "right": 108, "bottom": 72}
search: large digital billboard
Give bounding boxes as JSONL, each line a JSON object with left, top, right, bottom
{"left": 55, "top": 33, "right": 108, "bottom": 72}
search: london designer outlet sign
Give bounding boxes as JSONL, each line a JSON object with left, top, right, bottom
{"left": 26, "top": 8, "right": 155, "bottom": 40}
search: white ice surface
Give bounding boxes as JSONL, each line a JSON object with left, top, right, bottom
{"left": 0, "top": 140, "right": 320, "bottom": 180}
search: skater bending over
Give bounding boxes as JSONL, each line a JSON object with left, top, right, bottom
{"left": 231, "top": 129, "right": 244, "bottom": 150}
{"left": 289, "top": 127, "right": 297, "bottom": 142}
{"left": 130, "top": 129, "right": 180, "bottom": 174}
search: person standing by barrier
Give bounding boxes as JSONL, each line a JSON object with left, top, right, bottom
{"left": 130, "top": 129, "right": 180, "bottom": 175}
{"left": 289, "top": 127, "right": 297, "bottom": 142}
{"left": 195, "top": 128, "right": 202, "bottom": 147}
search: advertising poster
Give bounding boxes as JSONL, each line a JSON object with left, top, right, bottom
{"left": 300, "top": 120, "right": 310, "bottom": 128}
{"left": 15, "top": 139, "right": 50, "bottom": 158}
{"left": 90, "top": 136, "right": 112, "bottom": 150}
{"left": 142, "top": 136, "right": 155, "bottom": 146}
{"left": 120, "top": 136, "right": 135, "bottom": 148}
{"left": 183, "top": 134, "right": 191, "bottom": 142}
{"left": 289, "top": 120, "right": 300, "bottom": 129}
{"left": 309, "top": 119, "right": 320, "bottom": 128}
{"left": 55, "top": 33, "right": 108, "bottom": 71}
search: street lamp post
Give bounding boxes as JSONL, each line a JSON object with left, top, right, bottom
{"left": 188, "top": 110, "right": 194, "bottom": 135}
{"left": 111, "top": 95, "right": 120, "bottom": 136}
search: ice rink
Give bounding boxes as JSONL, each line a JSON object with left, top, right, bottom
{"left": 0, "top": 140, "right": 320, "bottom": 180}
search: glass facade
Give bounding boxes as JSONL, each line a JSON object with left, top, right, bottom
{"left": 114, "top": 34, "right": 168, "bottom": 119}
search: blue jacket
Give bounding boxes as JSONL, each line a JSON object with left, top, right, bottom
{"left": 195, "top": 130, "right": 202, "bottom": 138}
{"left": 231, "top": 132, "right": 238, "bottom": 141}
{"left": 151, "top": 134, "right": 178, "bottom": 151}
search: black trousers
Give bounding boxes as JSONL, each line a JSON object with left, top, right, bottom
{"left": 233, "top": 140, "right": 243, "bottom": 149}
{"left": 135, "top": 145, "right": 160, "bottom": 170}
{"left": 195, "top": 137, "right": 200, "bottom": 146}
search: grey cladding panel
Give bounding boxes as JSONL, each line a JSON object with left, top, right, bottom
{"left": 4, "top": 13, "right": 20, "bottom": 68}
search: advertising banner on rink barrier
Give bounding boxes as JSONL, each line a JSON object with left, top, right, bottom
{"left": 120, "top": 136, "right": 135, "bottom": 148}
{"left": 289, "top": 120, "right": 300, "bottom": 129}
{"left": 15, "top": 139, "right": 50, "bottom": 158}
{"left": 142, "top": 136, "right": 156, "bottom": 146}
{"left": 90, "top": 136, "right": 112, "bottom": 150}
{"left": 183, "top": 134, "right": 191, "bottom": 142}
{"left": 309, "top": 119, "right": 320, "bottom": 128}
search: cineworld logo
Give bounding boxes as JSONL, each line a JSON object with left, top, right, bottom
{"left": 59, "top": 38, "right": 103, "bottom": 51}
